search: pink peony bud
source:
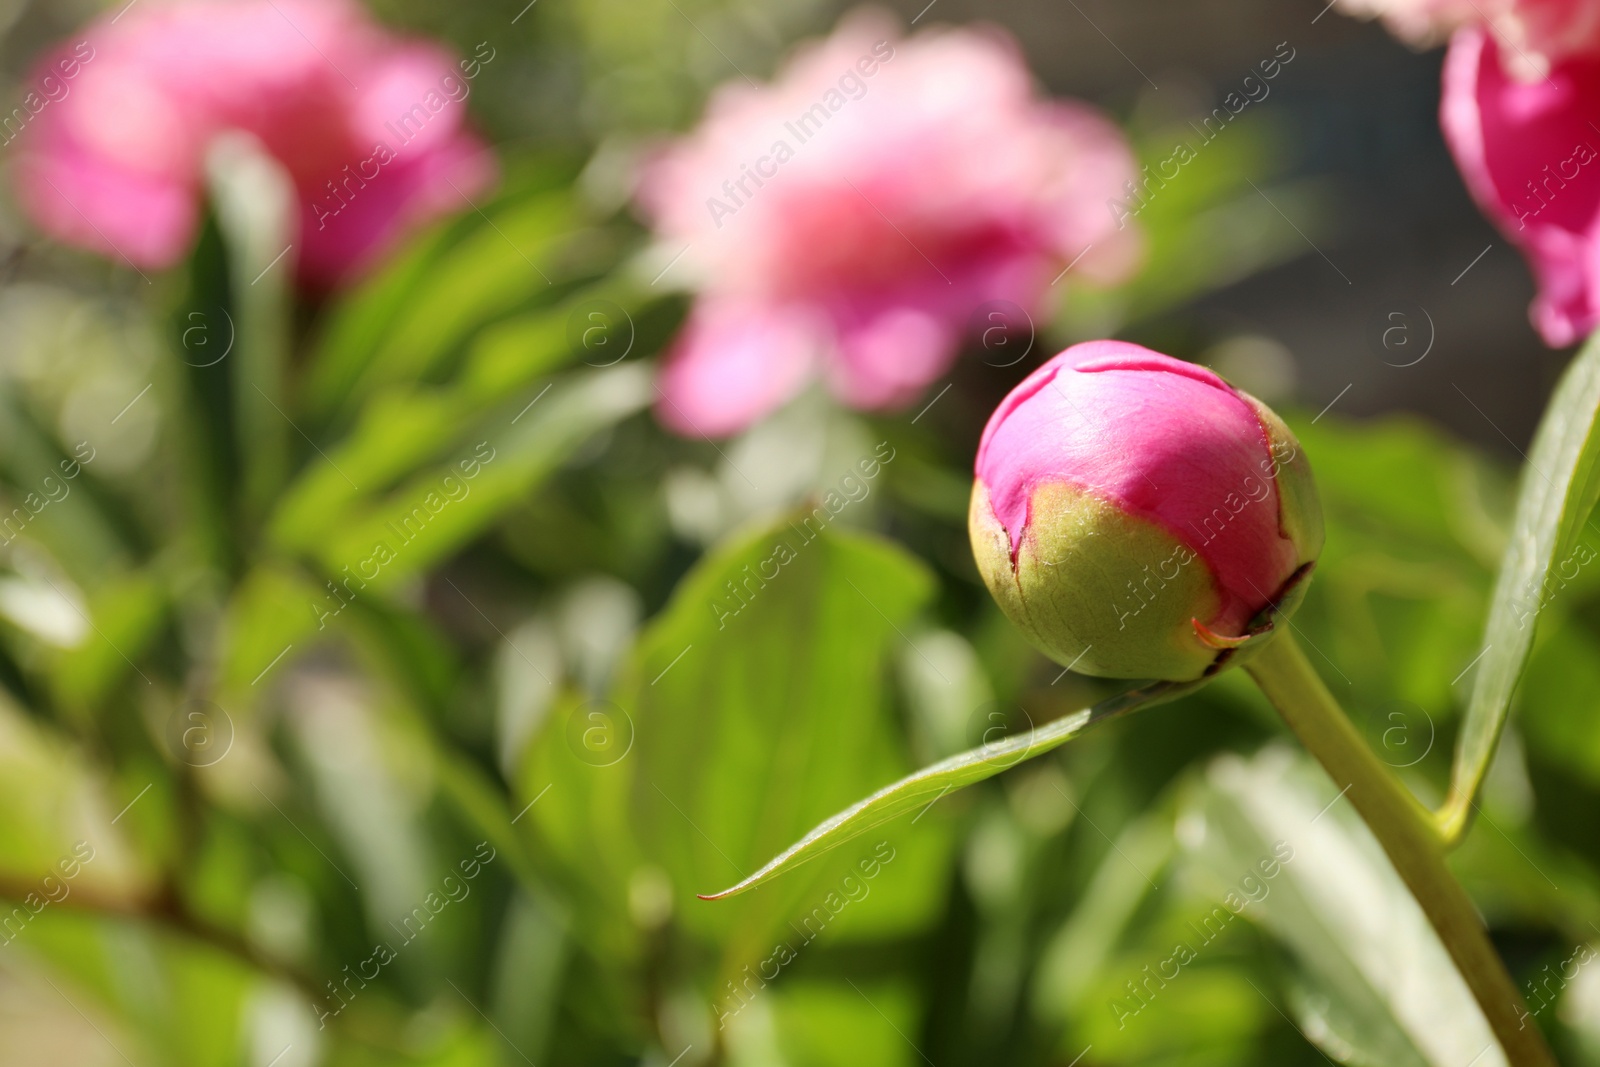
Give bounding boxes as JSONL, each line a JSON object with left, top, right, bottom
{"left": 1441, "top": 27, "right": 1600, "bottom": 347}
{"left": 969, "top": 341, "right": 1323, "bottom": 682}
{"left": 11, "top": 0, "right": 496, "bottom": 288}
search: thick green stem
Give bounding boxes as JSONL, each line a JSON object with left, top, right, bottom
{"left": 1246, "top": 632, "right": 1556, "bottom": 1067}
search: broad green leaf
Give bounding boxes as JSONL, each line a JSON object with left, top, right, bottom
{"left": 1182, "top": 747, "right": 1507, "bottom": 1067}
{"left": 702, "top": 676, "right": 1200, "bottom": 900}
{"left": 1442, "top": 331, "right": 1600, "bottom": 840}
{"left": 518, "top": 514, "right": 953, "bottom": 978}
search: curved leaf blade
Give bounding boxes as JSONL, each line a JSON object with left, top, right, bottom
{"left": 1186, "top": 748, "right": 1508, "bottom": 1067}
{"left": 1444, "top": 331, "right": 1600, "bottom": 840}
{"left": 700, "top": 677, "right": 1201, "bottom": 900}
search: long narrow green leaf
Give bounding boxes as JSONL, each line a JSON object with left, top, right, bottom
{"left": 700, "top": 677, "right": 1201, "bottom": 900}
{"left": 301, "top": 363, "right": 651, "bottom": 583}
{"left": 205, "top": 134, "right": 295, "bottom": 527}
{"left": 1442, "top": 331, "right": 1600, "bottom": 841}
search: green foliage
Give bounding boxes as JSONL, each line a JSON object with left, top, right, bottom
{"left": 704, "top": 675, "right": 1198, "bottom": 901}
{"left": 518, "top": 515, "right": 956, "bottom": 1028}
{"left": 1, "top": 8, "right": 1599, "bottom": 1065}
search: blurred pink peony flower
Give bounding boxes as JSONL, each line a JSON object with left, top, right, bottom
{"left": 12, "top": 0, "right": 496, "bottom": 287}
{"left": 969, "top": 341, "right": 1323, "bottom": 681}
{"left": 1337, "top": 0, "right": 1600, "bottom": 79}
{"left": 1441, "top": 28, "right": 1600, "bottom": 345}
{"left": 636, "top": 10, "right": 1142, "bottom": 437}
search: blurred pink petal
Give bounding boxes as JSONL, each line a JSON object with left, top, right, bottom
{"left": 15, "top": 127, "right": 197, "bottom": 267}
{"left": 655, "top": 301, "right": 821, "bottom": 437}
{"left": 825, "top": 308, "right": 954, "bottom": 409}
{"left": 636, "top": 10, "right": 1142, "bottom": 437}
{"left": 11, "top": 0, "right": 496, "bottom": 287}
{"left": 1441, "top": 28, "right": 1600, "bottom": 344}
{"left": 298, "top": 134, "right": 495, "bottom": 288}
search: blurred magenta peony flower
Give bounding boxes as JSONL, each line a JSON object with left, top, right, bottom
{"left": 636, "top": 10, "right": 1142, "bottom": 437}
{"left": 969, "top": 341, "right": 1322, "bottom": 682}
{"left": 1441, "top": 28, "right": 1600, "bottom": 345}
{"left": 12, "top": 0, "right": 496, "bottom": 287}
{"left": 1337, "top": 0, "right": 1600, "bottom": 79}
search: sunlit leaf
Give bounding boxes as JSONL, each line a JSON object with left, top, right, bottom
{"left": 519, "top": 513, "right": 956, "bottom": 975}
{"left": 269, "top": 282, "right": 639, "bottom": 552}
{"left": 702, "top": 676, "right": 1199, "bottom": 900}
{"left": 1443, "top": 331, "right": 1600, "bottom": 840}
{"left": 301, "top": 363, "right": 651, "bottom": 585}
{"left": 1182, "top": 747, "right": 1507, "bottom": 1067}
{"left": 308, "top": 185, "right": 597, "bottom": 421}
{"left": 205, "top": 134, "right": 296, "bottom": 522}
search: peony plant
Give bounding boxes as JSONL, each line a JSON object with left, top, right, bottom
{"left": 7, "top": 2, "right": 1600, "bottom": 1063}
{"left": 661, "top": 10, "right": 1600, "bottom": 1067}
{"left": 712, "top": 337, "right": 1573, "bottom": 1067}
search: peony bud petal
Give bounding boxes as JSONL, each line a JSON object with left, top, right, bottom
{"left": 1441, "top": 28, "right": 1600, "bottom": 347}
{"left": 970, "top": 341, "right": 1322, "bottom": 682}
